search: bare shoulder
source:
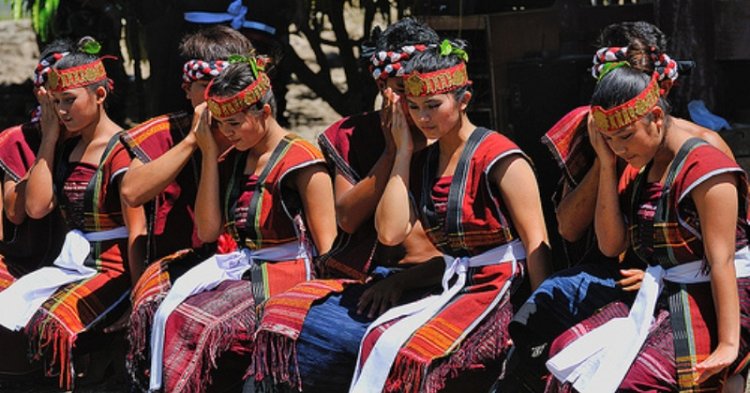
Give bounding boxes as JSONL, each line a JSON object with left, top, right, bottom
{"left": 674, "top": 117, "right": 733, "bottom": 158}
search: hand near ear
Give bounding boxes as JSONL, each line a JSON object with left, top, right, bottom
{"left": 194, "top": 105, "right": 219, "bottom": 158}
{"left": 386, "top": 89, "right": 412, "bottom": 154}
{"left": 36, "top": 88, "right": 61, "bottom": 143}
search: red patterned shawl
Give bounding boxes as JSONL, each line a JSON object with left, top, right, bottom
{"left": 120, "top": 111, "right": 203, "bottom": 259}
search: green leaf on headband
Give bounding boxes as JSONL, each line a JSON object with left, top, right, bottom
{"left": 439, "top": 39, "right": 469, "bottom": 62}
{"left": 598, "top": 61, "right": 630, "bottom": 81}
{"left": 440, "top": 40, "right": 452, "bottom": 56}
{"left": 81, "top": 40, "right": 102, "bottom": 55}
{"left": 228, "top": 54, "right": 248, "bottom": 64}
{"left": 228, "top": 54, "right": 260, "bottom": 77}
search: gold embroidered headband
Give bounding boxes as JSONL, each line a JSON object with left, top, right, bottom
{"left": 591, "top": 72, "right": 661, "bottom": 133}
{"left": 404, "top": 62, "right": 471, "bottom": 97}
{"left": 46, "top": 58, "right": 109, "bottom": 92}
{"left": 205, "top": 71, "right": 271, "bottom": 119}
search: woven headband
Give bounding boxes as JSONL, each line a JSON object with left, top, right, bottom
{"left": 404, "top": 62, "right": 471, "bottom": 97}
{"left": 592, "top": 46, "right": 678, "bottom": 82}
{"left": 591, "top": 72, "right": 661, "bottom": 133}
{"left": 34, "top": 51, "right": 69, "bottom": 87}
{"left": 205, "top": 71, "right": 271, "bottom": 119}
{"left": 370, "top": 44, "right": 430, "bottom": 80}
{"left": 182, "top": 59, "right": 229, "bottom": 86}
{"left": 46, "top": 56, "right": 114, "bottom": 92}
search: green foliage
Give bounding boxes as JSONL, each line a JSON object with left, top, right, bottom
{"left": 4, "top": 0, "right": 59, "bottom": 41}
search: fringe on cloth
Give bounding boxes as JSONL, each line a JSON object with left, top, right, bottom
{"left": 379, "top": 294, "right": 514, "bottom": 393}
{"left": 126, "top": 293, "right": 166, "bottom": 391}
{"left": 126, "top": 250, "right": 189, "bottom": 390}
{"left": 26, "top": 312, "right": 76, "bottom": 390}
{"left": 421, "top": 297, "right": 513, "bottom": 393}
{"left": 168, "top": 300, "right": 257, "bottom": 393}
{"left": 248, "top": 330, "right": 302, "bottom": 392}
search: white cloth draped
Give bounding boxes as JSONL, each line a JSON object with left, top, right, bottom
{"left": 546, "top": 246, "right": 750, "bottom": 393}
{"left": 349, "top": 240, "right": 526, "bottom": 393}
{"left": 148, "top": 241, "right": 309, "bottom": 391}
{"left": 0, "top": 227, "right": 129, "bottom": 331}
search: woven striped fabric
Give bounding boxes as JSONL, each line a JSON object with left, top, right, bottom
{"left": 120, "top": 111, "right": 203, "bottom": 258}
{"left": 23, "top": 135, "right": 133, "bottom": 390}
{"left": 126, "top": 249, "right": 198, "bottom": 390}
{"left": 315, "top": 112, "right": 384, "bottom": 280}
{"left": 624, "top": 141, "right": 749, "bottom": 391}
{"left": 539, "top": 106, "right": 593, "bottom": 190}
{"left": 161, "top": 279, "right": 256, "bottom": 393}
{"left": 252, "top": 279, "right": 355, "bottom": 389}
{"left": 547, "top": 141, "right": 750, "bottom": 392}
{"left": 356, "top": 129, "right": 529, "bottom": 393}
{"left": 130, "top": 135, "right": 324, "bottom": 392}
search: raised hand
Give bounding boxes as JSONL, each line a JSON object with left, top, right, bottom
{"left": 380, "top": 88, "right": 396, "bottom": 153}
{"left": 587, "top": 113, "right": 616, "bottom": 168}
{"left": 36, "top": 88, "right": 61, "bottom": 143}
{"left": 194, "top": 104, "right": 219, "bottom": 158}
{"left": 386, "top": 89, "right": 412, "bottom": 154}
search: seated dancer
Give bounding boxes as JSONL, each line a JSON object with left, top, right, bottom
{"left": 505, "top": 21, "right": 734, "bottom": 391}
{"left": 349, "top": 39, "right": 552, "bottom": 393}
{"left": 545, "top": 66, "right": 750, "bottom": 393}
{"left": 0, "top": 40, "right": 71, "bottom": 380}
{"left": 145, "top": 57, "right": 336, "bottom": 393}
{"left": 0, "top": 37, "right": 147, "bottom": 390}
{"left": 249, "top": 18, "right": 442, "bottom": 393}
{"left": 121, "top": 26, "right": 254, "bottom": 389}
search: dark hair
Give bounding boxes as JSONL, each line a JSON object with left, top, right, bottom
{"left": 402, "top": 38, "right": 473, "bottom": 100}
{"left": 373, "top": 17, "right": 440, "bottom": 52}
{"left": 592, "top": 66, "right": 671, "bottom": 122}
{"left": 597, "top": 21, "right": 667, "bottom": 74}
{"left": 52, "top": 36, "right": 112, "bottom": 96}
{"left": 39, "top": 39, "right": 75, "bottom": 60}
{"left": 179, "top": 25, "right": 255, "bottom": 61}
{"left": 207, "top": 62, "right": 276, "bottom": 117}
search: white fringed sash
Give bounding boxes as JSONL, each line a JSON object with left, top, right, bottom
{"left": 0, "top": 227, "right": 128, "bottom": 330}
{"left": 547, "top": 246, "right": 750, "bottom": 393}
{"left": 148, "top": 241, "right": 308, "bottom": 391}
{"left": 349, "top": 240, "right": 526, "bottom": 393}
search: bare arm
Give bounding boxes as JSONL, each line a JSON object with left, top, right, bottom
{"left": 103, "top": 182, "right": 147, "bottom": 333}
{"left": 121, "top": 106, "right": 205, "bottom": 207}
{"left": 589, "top": 117, "right": 626, "bottom": 257}
{"left": 293, "top": 164, "right": 337, "bottom": 254}
{"left": 595, "top": 159, "right": 626, "bottom": 257}
{"left": 4, "top": 174, "right": 27, "bottom": 225}
{"left": 25, "top": 92, "right": 60, "bottom": 219}
{"left": 194, "top": 110, "right": 222, "bottom": 243}
{"left": 375, "top": 94, "right": 416, "bottom": 246}
{"left": 493, "top": 155, "right": 553, "bottom": 290}
{"left": 120, "top": 186, "right": 147, "bottom": 287}
{"left": 556, "top": 160, "right": 599, "bottom": 242}
{"left": 692, "top": 173, "right": 740, "bottom": 383}
{"left": 334, "top": 149, "right": 395, "bottom": 234}
{"left": 25, "top": 128, "right": 59, "bottom": 219}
